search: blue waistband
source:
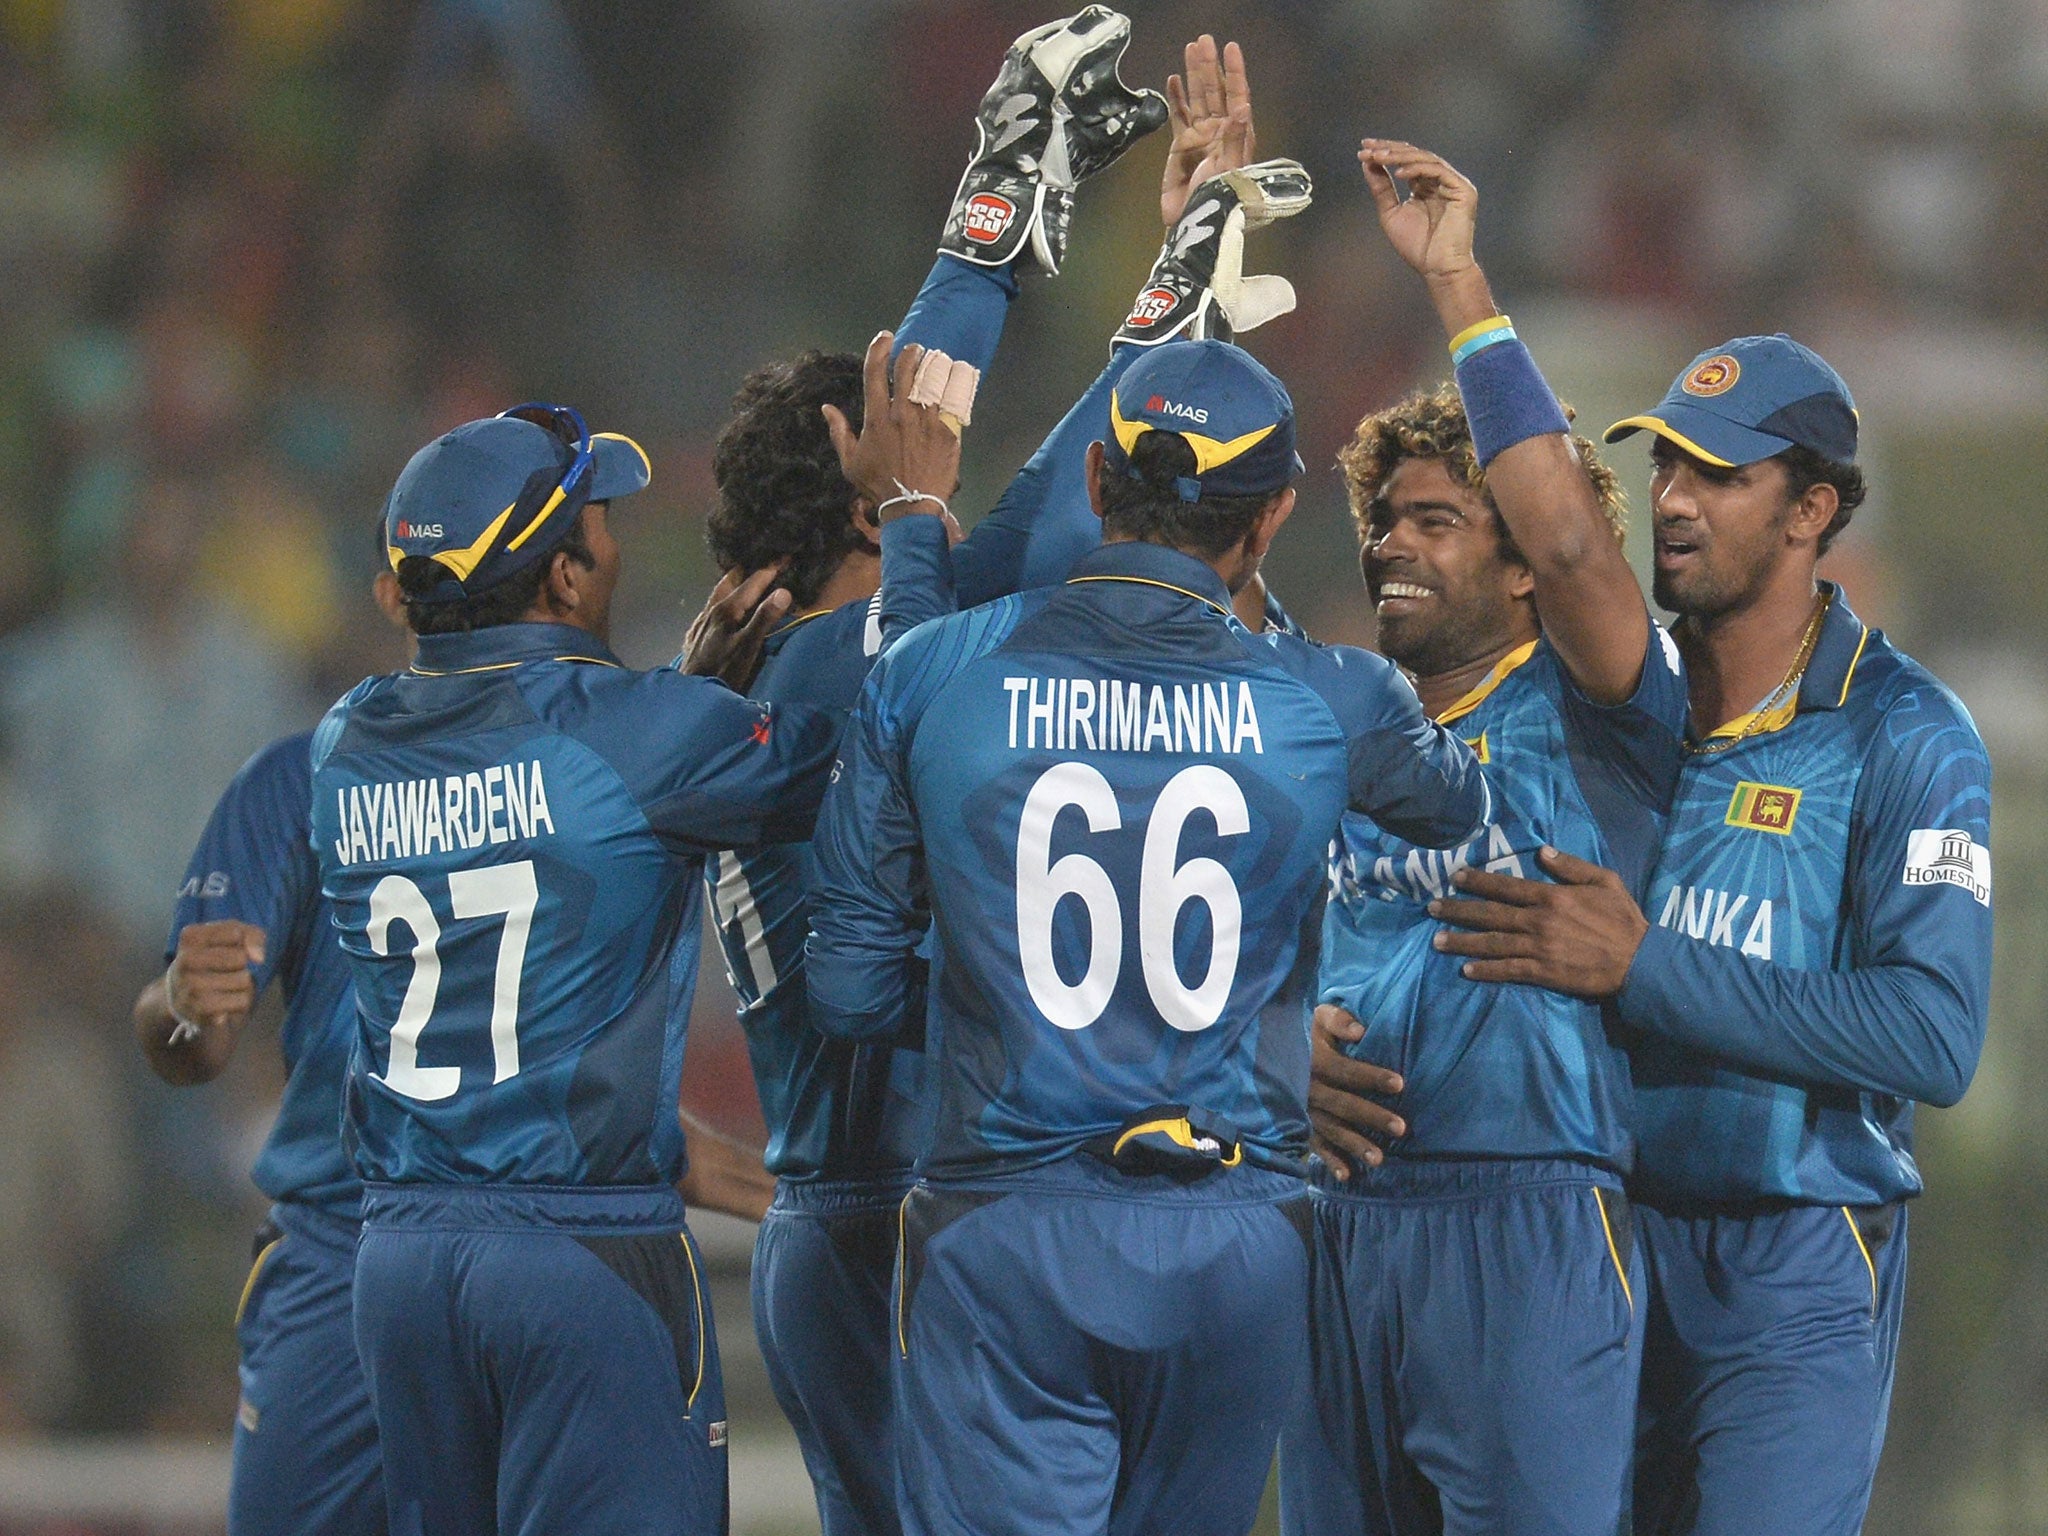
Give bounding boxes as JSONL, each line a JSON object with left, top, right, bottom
{"left": 769, "top": 1176, "right": 915, "bottom": 1218}
{"left": 1310, "top": 1154, "right": 1619, "bottom": 1204}
{"left": 269, "top": 1198, "right": 363, "bottom": 1254}
{"left": 360, "top": 1182, "right": 687, "bottom": 1234}
{"left": 927, "top": 1150, "right": 1304, "bottom": 1207}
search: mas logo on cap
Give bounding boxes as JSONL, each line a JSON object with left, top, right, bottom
{"left": 1683, "top": 355, "right": 1741, "bottom": 397}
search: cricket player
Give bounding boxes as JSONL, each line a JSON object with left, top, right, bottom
{"left": 713, "top": 21, "right": 1301, "bottom": 1534}
{"left": 132, "top": 567, "right": 406, "bottom": 1536}
{"left": 807, "top": 337, "right": 1492, "bottom": 1536}
{"left": 136, "top": 531, "right": 785, "bottom": 1534}
{"left": 1431, "top": 335, "right": 1994, "bottom": 1529}
{"left": 1278, "top": 141, "right": 1689, "bottom": 1536}
{"left": 310, "top": 403, "right": 847, "bottom": 1535}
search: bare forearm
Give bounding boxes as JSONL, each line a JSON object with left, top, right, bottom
{"left": 677, "top": 1111, "right": 776, "bottom": 1224}
{"left": 133, "top": 975, "right": 236, "bottom": 1086}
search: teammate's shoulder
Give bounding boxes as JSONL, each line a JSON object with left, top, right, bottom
{"left": 880, "top": 590, "right": 1040, "bottom": 679}
{"left": 1251, "top": 630, "right": 1408, "bottom": 715}
{"left": 311, "top": 674, "right": 389, "bottom": 771}
{"left": 232, "top": 727, "right": 319, "bottom": 798}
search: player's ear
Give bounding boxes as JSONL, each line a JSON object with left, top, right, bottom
{"left": 846, "top": 494, "right": 882, "bottom": 552}
{"left": 372, "top": 569, "right": 407, "bottom": 630}
{"left": 1786, "top": 479, "right": 1839, "bottom": 550}
{"left": 1244, "top": 486, "right": 1296, "bottom": 563}
{"left": 542, "top": 547, "right": 583, "bottom": 616}
{"left": 1085, "top": 440, "right": 1109, "bottom": 522}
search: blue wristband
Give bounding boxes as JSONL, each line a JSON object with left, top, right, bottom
{"left": 1455, "top": 336, "right": 1572, "bottom": 467}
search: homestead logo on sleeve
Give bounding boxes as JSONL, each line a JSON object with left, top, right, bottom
{"left": 1903, "top": 829, "right": 1991, "bottom": 905}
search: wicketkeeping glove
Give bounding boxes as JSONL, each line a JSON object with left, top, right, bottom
{"left": 1114, "top": 158, "right": 1314, "bottom": 347}
{"left": 939, "top": 6, "right": 1168, "bottom": 276}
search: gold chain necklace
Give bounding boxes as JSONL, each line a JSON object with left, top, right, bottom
{"left": 1684, "top": 591, "right": 1830, "bottom": 757}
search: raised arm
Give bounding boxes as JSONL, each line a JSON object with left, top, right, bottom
{"left": 1361, "top": 140, "right": 1648, "bottom": 706}
{"left": 953, "top": 42, "right": 1309, "bottom": 606}
{"left": 805, "top": 658, "right": 927, "bottom": 1040}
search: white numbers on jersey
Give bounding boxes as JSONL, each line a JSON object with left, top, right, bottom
{"left": 366, "top": 859, "right": 540, "bottom": 1101}
{"left": 1015, "top": 762, "right": 1248, "bottom": 1033}
{"left": 711, "top": 851, "right": 779, "bottom": 1001}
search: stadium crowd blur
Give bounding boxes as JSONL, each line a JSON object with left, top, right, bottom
{"left": 0, "top": 0, "right": 2042, "bottom": 1529}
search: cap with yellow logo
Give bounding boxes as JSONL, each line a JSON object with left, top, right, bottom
{"left": 384, "top": 403, "right": 651, "bottom": 604}
{"left": 1606, "top": 334, "right": 1857, "bottom": 469}
{"left": 1102, "top": 339, "right": 1303, "bottom": 503}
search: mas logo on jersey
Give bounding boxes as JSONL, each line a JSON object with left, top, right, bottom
{"left": 962, "top": 192, "right": 1017, "bottom": 244}
{"left": 393, "top": 519, "right": 444, "bottom": 540}
{"left": 1682, "top": 355, "right": 1741, "bottom": 397}
{"left": 1725, "top": 780, "right": 1801, "bottom": 834}
{"left": 1125, "top": 286, "right": 1178, "bottom": 328}
{"left": 1903, "top": 828, "right": 1991, "bottom": 905}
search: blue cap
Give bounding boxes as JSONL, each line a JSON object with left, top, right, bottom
{"left": 1605, "top": 334, "right": 1857, "bottom": 468}
{"left": 384, "top": 404, "right": 651, "bottom": 603}
{"left": 1102, "top": 339, "right": 1303, "bottom": 502}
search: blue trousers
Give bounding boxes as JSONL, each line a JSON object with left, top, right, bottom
{"left": 752, "top": 1178, "right": 910, "bottom": 1536}
{"left": 1634, "top": 1200, "right": 1908, "bottom": 1536}
{"left": 231, "top": 1201, "right": 385, "bottom": 1536}
{"left": 1278, "top": 1158, "right": 1643, "bottom": 1536}
{"left": 354, "top": 1183, "right": 726, "bottom": 1536}
{"left": 893, "top": 1156, "right": 1311, "bottom": 1536}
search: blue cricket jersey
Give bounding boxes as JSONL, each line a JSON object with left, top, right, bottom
{"left": 1321, "top": 630, "right": 1688, "bottom": 1170}
{"left": 169, "top": 730, "right": 360, "bottom": 1215}
{"left": 706, "top": 594, "right": 932, "bottom": 1181}
{"left": 806, "top": 541, "right": 1491, "bottom": 1180}
{"left": 1619, "top": 585, "right": 1993, "bottom": 1206}
{"left": 309, "top": 621, "right": 841, "bottom": 1188}
{"left": 706, "top": 253, "right": 1175, "bottom": 1184}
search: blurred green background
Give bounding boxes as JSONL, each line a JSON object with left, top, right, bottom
{"left": 0, "top": 1, "right": 2039, "bottom": 1530}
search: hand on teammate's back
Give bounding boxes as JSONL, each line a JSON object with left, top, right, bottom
{"left": 1160, "top": 35, "right": 1254, "bottom": 227}
{"left": 1307, "top": 1004, "right": 1407, "bottom": 1177}
{"left": 681, "top": 565, "right": 791, "bottom": 693}
{"left": 822, "top": 333, "right": 964, "bottom": 537}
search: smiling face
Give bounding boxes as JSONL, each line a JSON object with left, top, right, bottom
{"left": 1647, "top": 439, "right": 1805, "bottom": 618}
{"left": 1362, "top": 456, "right": 1537, "bottom": 679}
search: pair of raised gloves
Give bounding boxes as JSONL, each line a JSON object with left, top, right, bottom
{"left": 936, "top": 6, "right": 1313, "bottom": 349}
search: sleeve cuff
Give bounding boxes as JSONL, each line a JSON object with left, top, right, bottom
{"left": 1616, "top": 922, "right": 1691, "bottom": 1035}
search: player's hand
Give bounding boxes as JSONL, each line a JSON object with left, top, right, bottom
{"left": 1308, "top": 1004, "right": 1406, "bottom": 1177}
{"left": 682, "top": 565, "right": 791, "bottom": 693}
{"left": 1429, "top": 847, "right": 1649, "bottom": 999}
{"left": 166, "top": 921, "right": 265, "bottom": 1038}
{"left": 1161, "top": 36, "right": 1254, "bottom": 228}
{"left": 822, "top": 333, "right": 965, "bottom": 535}
{"left": 1359, "top": 139, "right": 1479, "bottom": 284}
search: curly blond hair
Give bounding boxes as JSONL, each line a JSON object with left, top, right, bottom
{"left": 1338, "top": 384, "right": 1627, "bottom": 557}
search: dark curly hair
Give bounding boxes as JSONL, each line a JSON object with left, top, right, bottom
{"left": 1339, "top": 384, "right": 1627, "bottom": 562}
{"left": 708, "top": 351, "right": 867, "bottom": 610}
